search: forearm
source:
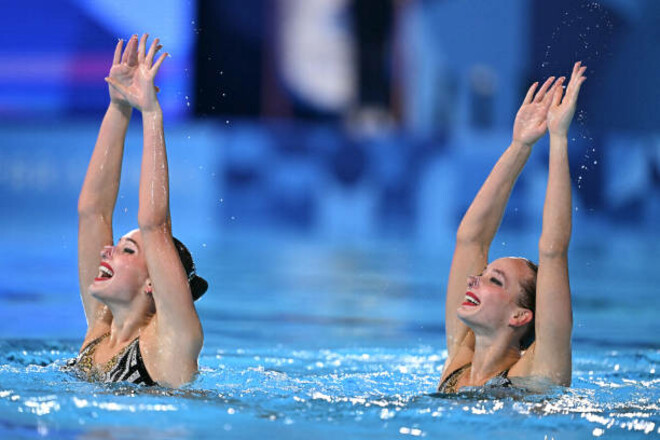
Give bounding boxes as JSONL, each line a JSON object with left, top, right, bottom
{"left": 137, "top": 106, "right": 171, "bottom": 229}
{"left": 539, "top": 134, "right": 571, "bottom": 255}
{"left": 457, "top": 141, "right": 532, "bottom": 245}
{"left": 532, "top": 134, "right": 573, "bottom": 382}
{"left": 78, "top": 103, "right": 132, "bottom": 217}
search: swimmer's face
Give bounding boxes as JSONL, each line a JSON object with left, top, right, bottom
{"left": 457, "top": 257, "right": 534, "bottom": 331}
{"left": 89, "top": 229, "right": 150, "bottom": 303}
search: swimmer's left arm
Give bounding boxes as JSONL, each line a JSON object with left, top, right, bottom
{"left": 108, "top": 34, "right": 202, "bottom": 386}
{"left": 529, "top": 62, "right": 587, "bottom": 386}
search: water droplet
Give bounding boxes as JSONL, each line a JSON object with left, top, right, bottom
{"left": 230, "top": 216, "right": 236, "bottom": 220}
{"left": 226, "top": 120, "right": 230, "bottom": 124}
{"left": 220, "top": 198, "right": 224, "bottom": 203}
{"left": 593, "top": 160, "right": 598, "bottom": 165}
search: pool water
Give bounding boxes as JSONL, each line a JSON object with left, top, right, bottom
{"left": 1, "top": 228, "right": 658, "bottom": 439}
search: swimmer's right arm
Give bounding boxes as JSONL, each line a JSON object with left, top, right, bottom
{"left": 77, "top": 37, "right": 138, "bottom": 330}
{"left": 529, "top": 62, "right": 587, "bottom": 386}
{"left": 444, "top": 77, "right": 563, "bottom": 358}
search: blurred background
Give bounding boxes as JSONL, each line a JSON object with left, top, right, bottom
{"left": 0, "top": 0, "right": 658, "bottom": 338}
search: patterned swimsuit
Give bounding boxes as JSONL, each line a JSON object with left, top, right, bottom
{"left": 67, "top": 333, "right": 156, "bottom": 386}
{"left": 437, "top": 363, "right": 511, "bottom": 393}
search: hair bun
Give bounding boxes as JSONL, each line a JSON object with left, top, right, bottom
{"left": 190, "top": 275, "right": 209, "bottom": 301}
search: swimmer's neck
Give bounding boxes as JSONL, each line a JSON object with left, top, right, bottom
{"left": 104, "top": 302, "right": 153, "bottom": 348}
{"left": 468, "top": 332, "right": 521, "bottom": 384}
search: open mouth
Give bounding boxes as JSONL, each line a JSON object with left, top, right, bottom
{"left": 94, "top": 262, "right": 114, "bottom": 282}
{"left": 461, "top": 291, "right": 481, "bottom": 307}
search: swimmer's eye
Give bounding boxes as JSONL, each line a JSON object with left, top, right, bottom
{"left": 123, "top": 248, "right": 135, "bottom": 254}
{"left": 490, "top": 277, "right": 503, "bottom": 286}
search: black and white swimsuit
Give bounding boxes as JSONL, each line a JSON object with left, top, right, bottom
{"left": 437, "top": 363, "right": 511, "bottom": 393}
{"left": 68, "top": 333, "right": 156, "bottom": 386}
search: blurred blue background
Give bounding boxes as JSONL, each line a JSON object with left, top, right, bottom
{"left": 0, "top": 0, "right": 658, "bottom": 337}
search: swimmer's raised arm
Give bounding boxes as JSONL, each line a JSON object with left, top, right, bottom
{"left": 444, "top": 77, "right": 563, "bottom": 359}
{"left": 106, "top": 34, "right": 202, "bottom": 386}
{"left": 527, "top": 62, "right": 586, "bottom": 385}
{"left": 77, "top": 36, "right": 138, "bottom": 331}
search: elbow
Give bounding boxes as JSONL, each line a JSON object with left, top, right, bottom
{"left": 137, "top": 210, "right": 170, "bottom": 232}
{"left": 78, "top": 198, "right": 110, "bottom": 222}
{"left": 538, "top": 237, "right": 569, "bottom": 258}
{"left": 456, "top": 225, "right": 486, "bottom": 247}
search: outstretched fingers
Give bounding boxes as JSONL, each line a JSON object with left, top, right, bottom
{"left": 570, "top": 61, "right": 582, "bottom": 82}
{"left": 552, "top": 81, "right": 565, "bottom": 107}
{"left": 543, "top": 77, "right": 565, "bottom": 105}
{"left": 146, "top": 38, "right": 161, "bottom": 67}
{"left": 534, "top": 76, "right": 556, "bottom": 102}
{"left": 565, "top": 63, "right": 587, "bottom": 103}
{"left": 151, "top": 51, "right": 169, "bottom": 75}
{"left": 113, "top": 39, "right": 124, "bottom": 66}
{"left": 138, "top": 33, "right": 149, "bottom": 63}
{"left": 121, "top": 35, "right": 135, "bottom": 64}
{"left": 523, "top": 82, "right": 539, "bottom": 105}
{"left": 122, "top": 35, "right": 139, "bottom": 66}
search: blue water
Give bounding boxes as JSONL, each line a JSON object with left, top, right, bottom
{"left": 1, "top": 227, "right": 658, "bottom": 439}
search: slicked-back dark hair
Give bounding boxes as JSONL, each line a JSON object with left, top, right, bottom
{"left": 516, "top": 258, "right": 538, "bottom": 350}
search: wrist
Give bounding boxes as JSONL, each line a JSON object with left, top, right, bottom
{"left": 549, "top": 130, "right": 568, "bottom": 139}
{"left": 141, "top": 103, "right": 163, "bottom": 117}
{"left": 109, "top": 101, "right": 132, "bottom": 115}
{"left": 511, "top": 139, "right": 534, "bottom": 149}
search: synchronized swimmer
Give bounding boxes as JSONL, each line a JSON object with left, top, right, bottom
{"left": 438, "top": 63, "right": 586, "bottom": 393}
{"left": 68, "top": 34, "right": 585, "bottom": 391}
{"left": 68, "top": 34, "right": 207, "bottom": 387}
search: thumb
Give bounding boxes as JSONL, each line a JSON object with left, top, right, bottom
{"left": 105, "top": 77, "right": 129, "bottom": 98}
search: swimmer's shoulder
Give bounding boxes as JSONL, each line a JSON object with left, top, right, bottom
{"left": 440, "top": 332, "right": 475, "bottom": 385}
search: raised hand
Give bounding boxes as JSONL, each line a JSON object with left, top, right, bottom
{"left": 105, "top": 34, "right": 168, "bottom": 113}
{"left": 512, "top": 76, "right": 565, "bottom": 146}
{"left": 548, "top": 62, "right": 587, "bottom": 136}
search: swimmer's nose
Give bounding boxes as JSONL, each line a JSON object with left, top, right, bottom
{"left": 467, "top": 275, "right": 479, "bottom": 289}
{"left": 101, "top": 245, "right": 114, "bottom": 260}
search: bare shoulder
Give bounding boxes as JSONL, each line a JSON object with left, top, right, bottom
{"left": 80, "top": 312, "right": 112, "bottom": 353}
{"left": 439, "top": 331, "right": 475, "bottom": 385}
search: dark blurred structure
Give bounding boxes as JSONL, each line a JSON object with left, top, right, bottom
{"left": 194, "top": 0, "right": 266, "bottom": 117}
{"left": 0, "top": 0, "right": 658, "bottom": 240}
{"left": 353, "top": 0, "right": 394, "bottom": 113}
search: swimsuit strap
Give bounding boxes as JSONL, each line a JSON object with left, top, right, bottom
{"left": 438, "top": 364, "right": 512, "bottom": 393}
{"left": 74, "top": 332, "right": 110, "bottom": 377}
{"left": 437, "top": 363, "right": 471, "bottom": 393}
